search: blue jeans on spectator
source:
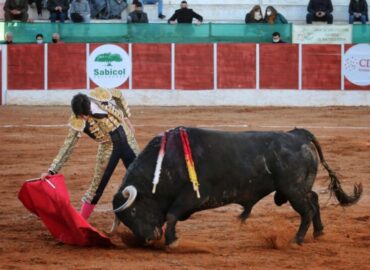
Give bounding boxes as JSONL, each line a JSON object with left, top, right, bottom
{"left": 50, "top": 11, "right": 66, "bottom": 23}
{"left": 349, "top": 14, "right": 367, "bottom": 24}
{"left": 140, "top": 0, "right": 163, "bottom": 15}
{"left": 306, "top": 12, "right": 333, "bottom": 24}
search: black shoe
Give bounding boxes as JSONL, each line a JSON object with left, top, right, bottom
{"left": 158, "top": 14, "right": 166, "bottom": 19}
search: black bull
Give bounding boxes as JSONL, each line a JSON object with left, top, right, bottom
{"left": 112, "top": 127, "right": 362, "bottom": 246}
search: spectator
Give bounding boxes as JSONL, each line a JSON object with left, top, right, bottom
{"left": 36, "top": 33, "right": 43, "bottom": 44}
{"left": 168, "top": 0, "right": 203, "bottom": 24}
{"left": 70, "top": 0, "right": 90, "bottom": 23}
{"left": 128, "top": 2, "right": 148, "bottom": 23}
{"left": 4, "top": 0, "right": 29, "bottom": 22}
{"left": 306, "top": 0, "right": 333, "bottom": 24}
{"left": 272, "top": 32, "right": 286, "bottom": 43}
{"left": 4, "top": 32, "right": 14, "bottom": 44}
{"left": 264, "top": 6, "right": 288, "bottom": 24}
{"left": 349, "top": 0, "right": 368, "bottom": 24}
{"left": 245, "top": 5, "right": 263, "bottom": 23}
{"left": 28, "top": 0, "right": 43, "bottom": 18}
{"left": 52, "top": 33, "right": 62, "bottom": 43}
{"left": 47, "top": 0, "right": 69, "bottom": 23}
{"left": 136, "top": 0, "right": 165, "bottom": 19}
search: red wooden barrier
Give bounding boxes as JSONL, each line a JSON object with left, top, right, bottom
{"left": 302, "top": 45, "right": 341, "bottom": 90}
{"left": 132, "top": 44, "right": 171, "bottom": 90}
{"left": 8, "top": 45, "right": 44, "bottom": 90}
{"left": 89, "top": 43, "right": 129, "bottom": 89}
{"left": 175, "top": 44, "right": 213, "bottom": 90}
{"left": 260, "top": 44, "right": 299, "bottom": 90}
{"left": 217, "top": 44, "right": 256, "bottom": 89}
{"left": 48, "top": 44, "right": 86, "bottom": 90}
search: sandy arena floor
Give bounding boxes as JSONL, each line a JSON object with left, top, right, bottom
{"left": 0, "top": 106, "right": 369, "bottom": 270}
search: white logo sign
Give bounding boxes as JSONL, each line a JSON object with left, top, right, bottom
{"left": 343, "top": 44, "right": 370, "bottom": 86}
{"left": 88, "top": 44, "right": 131, "bottom": 88}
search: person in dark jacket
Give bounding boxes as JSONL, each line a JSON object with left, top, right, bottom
{"left": 47, "top": 0, "right": 69, "bottom": 23}
{"left": 349, "top": 0, "right": 368, "bottom": 24}
{"left": 306, "top": 0, "right": 334, "bottom": 24}
{"left": 3, "top": 0, "right": 29, "bottom": 22}
{"left": 264, "top": 6, "right": 288, "bottom": 24}
{"left": 168, "top": 0, "right": 203, "bottom": 24}
{"left": 272, "top": 32, "right": 286, "bottom": 43}
{"left": 245, "top": 5, "right": 263, "bottom": 23}
{"left": 128, "top": 2, "right": 148, "bottom": 23}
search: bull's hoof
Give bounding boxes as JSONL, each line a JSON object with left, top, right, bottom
{"left": 313, "top": 230, "right": 324, "bottom": 239}
{"left": 166, "top": 239, "right": 179, "bottom": 250}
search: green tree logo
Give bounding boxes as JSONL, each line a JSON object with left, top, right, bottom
{"left": 95, "top": 53, "right": 123, "bottom": 66}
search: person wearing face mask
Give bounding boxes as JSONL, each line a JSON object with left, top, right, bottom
{"left": 128, "top": 2, "right": 148, "bottom": 23}
{"left": 306, "top": 0, "right": 334, "bottom": 24}
{"left": 35, "top": 33, "right": 43, "bottom": 44}
{"left": 52, "top": 33, "right": 63, "bottom": 43}
{"left": 349, "top": 0, "right": 368, "bottom": 24}
{"left": 245, "top": 5, "right": 264, "bottom": 23}
{"left": 4, "top": 32, "right": 14, "bottom": 44}
{"left": 264, "top": 6, "right": 288, "bottom": 24}
{"left": 168, "top": 1, "right": 203, "bottom": 24}
{"left": 272, "top": 32, "right": 286, "bottom": 43}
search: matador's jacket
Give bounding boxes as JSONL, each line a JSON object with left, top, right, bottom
{"left": 48, "top": 88, "right": 140, "bottom": 205}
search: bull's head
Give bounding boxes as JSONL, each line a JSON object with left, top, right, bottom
{"left": 112, "top": 185, "right": 165, "bottom": 244}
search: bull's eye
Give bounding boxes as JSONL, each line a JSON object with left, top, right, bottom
{"left": 131, "top": 207, "right": 136, "bottom": 217}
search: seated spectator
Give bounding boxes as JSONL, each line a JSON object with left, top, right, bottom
{"left": 168, "top": 1, "right": 203, "bottom": 24}
{"left": 52, "top": 33, "right": 63, "bottom": 43}
{"left": 28, "top": 0, "right": 43, "bottom": 18}
{"left": 136, "top": 0, "right": 165, "bottom": 19}
{"left": 272, "top": 32, "right": 286, "bottom": 43}
{"left": 349, "top": 0, "right": 368, "bottom": 24}
{"left": 70, "top": 0, "right": 90, "bottom": 23}
{"left": 47, "top": 0, "right": 69, "bottom": 23}
{"left": 245, "top": 5, "right": 263, "bottom": 23}
{"left": 264, "top": 6, "right": 288, "bottom": 24}
{"left": 36, "top": 33, "right": 43, "bottom": 44}
{"left": 306, "top": 0, "right": 333, "bottom": 24}
{"left": 4, "top": 0, "right": 29, "bottom": 22}
{"left": 4, "top": 32, "right": 14, "bottom": 44}
{"left": 128, "top": 2, "right": 148, "bottom": 23}
{"left": 90, "top": 0, "right": 127, "bottom": 19}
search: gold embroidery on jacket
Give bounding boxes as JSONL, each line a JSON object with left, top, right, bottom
{"left": 49, "top": 129, "right": 81, "bottom": 173}
{"left": 89, "top": 87, "right": 112, "bottom": 102}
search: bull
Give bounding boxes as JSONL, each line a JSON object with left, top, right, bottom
{"left": 112, "top": 127, "right": 362, "bottom": 247}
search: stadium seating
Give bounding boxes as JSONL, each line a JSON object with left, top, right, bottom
{"left": 0, "top": 0, "right": 352, "bottom": 23}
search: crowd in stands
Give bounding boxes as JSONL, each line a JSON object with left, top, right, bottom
{"left": 3, "top": 0, "right": 369, "bottom": 24}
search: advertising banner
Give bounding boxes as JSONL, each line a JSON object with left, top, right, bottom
{"left": 293, "top": 25, "right": 352, "bottom": 44}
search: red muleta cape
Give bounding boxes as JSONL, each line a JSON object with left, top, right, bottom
{"left": 18, "top": 174, "right": 112, "bottom": 247}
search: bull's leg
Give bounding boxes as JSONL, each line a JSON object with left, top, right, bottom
{"left": 164, "top": 213, "right": 178, "bottom": 247}
{"left": 310, "top": 191, "right": 324, "bottom": 238}
{"left": 288, "top": 192, "right": 314, "bottom": 245}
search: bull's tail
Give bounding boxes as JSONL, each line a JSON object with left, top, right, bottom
{"left": 299, "top": 129, "right": 363, "bottom": 206}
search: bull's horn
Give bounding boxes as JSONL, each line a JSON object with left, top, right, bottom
{"left": 113, "top": 186, "right": 137, "bottom": 213}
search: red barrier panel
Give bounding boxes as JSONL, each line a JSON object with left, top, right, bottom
{"left": 217, "top": 44, "right": 256, "bottom": 89}
{"left": 8, "top": 45, "right": 44, "bottom": 90}
{"left": 132, "top": 44, "right": 171, "bottom": 90}
{"left": 48, "top": 44, "right": 86, "bottom": 90}
{"left": 0, "top": 49, "right": 2, "bottom": 104}
{"left": 344, "top": 44, "right": 370, "bottom": 91}
{"left": 260, "top": 44, "right": 299, "bottom": 90}
{"left": 302, "top": 45, "right": 341, "bottom": 90}
{"left": 175, "top": 44, "right": 213, "bottom": 90}
{"left": 89, "top": 43, "right": 129, "bottom": 90}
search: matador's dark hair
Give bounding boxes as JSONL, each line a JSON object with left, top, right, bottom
{"left": 71, "top": 93, "right": 91, "bottom": 116}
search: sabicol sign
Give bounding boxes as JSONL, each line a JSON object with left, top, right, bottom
{"left": 88, "top": 44, "right": 131, "bottom": 88}
{"left": 343, "top": 44, "right": 370, "bottom": 86}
